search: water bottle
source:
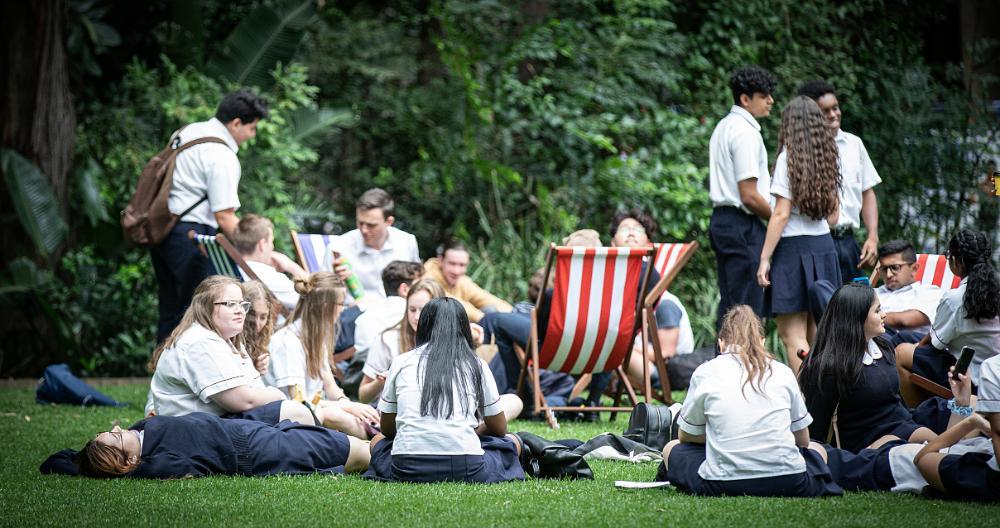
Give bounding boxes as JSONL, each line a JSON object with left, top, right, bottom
{"left": 333, "top": 252, "right": 365, "bottom": 300}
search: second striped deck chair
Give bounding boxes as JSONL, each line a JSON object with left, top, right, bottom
{"left": 869, "top": 254, "right": 961, "bottom": 290}
{"left": 519, "top": 245, "right": 655, "bottom": 428}
{"left": 290, "top": 230, "right": 341, "bottom": 273}
{"left": 641, "top": 241, "right": 699, "bottom": 404}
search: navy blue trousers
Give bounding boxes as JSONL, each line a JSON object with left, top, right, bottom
{"left": 709, "top": 207, "right": 766, "bottom": 330}
{"left": 832, "top": 233, "right": 864, "bottom": 283}
{"left": 150, "top": 222, "right": 215, "bottom": 343}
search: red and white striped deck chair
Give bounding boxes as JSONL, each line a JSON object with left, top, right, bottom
{"left": 913, "top": 254, "right": 962, "bottom": 290}
{"left": 520, "top": 244, "right": 655, "bottom": 427}
{"left": 641, "top": 241, "right": 699, "bottom": 403}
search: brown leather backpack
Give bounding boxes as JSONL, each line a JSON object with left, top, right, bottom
{"left": 120, "top": 130, "right": 227, "bottom": 246}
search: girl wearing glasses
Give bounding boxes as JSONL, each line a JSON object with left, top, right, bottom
{"left": 148, "top": 276, "right": 313, "bottom": 425}
{"left": 264, "top": 272, "right": 380, "bottom": 439}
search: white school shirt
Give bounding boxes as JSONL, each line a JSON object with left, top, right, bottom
{"left": 169, "top": 117, "right": 241, "bottom": 227}
{"left": 834, "top": 129, "right": 882, "bottom": 229}
{"left": 320, "top": 227, "right": 420, "bottom": 300}
{"left": 661, "top": 292, "right": 695, "bottom": 356}
{"left": 977, "top": 355, "right": 1000, "bottom": 472}
{"left": 874, "top": 282, "right": 943, "bottom": 335}
{"left": 929, "top": 278, "right": 1000, "bottom": 384}
{"left": 678, "top": 354, "right": 812, "bottom": 480}
{"left": 770, "top": 151, "right": 832, "bottom": 237}
{"left": 363, "top": 328, "right": 402, "bottom": 380}
{"left": 887, "top": 437, "right": 996, "bottom": 493}
{"left": 240, "top": 260, "right": 298, "bottom": 312}
{"left": 354, "top": 296, "right": 406, "bottom": 372}
{"left": 264, "top": 320, "right": 329, "bottom": 399}
{"left": 378, "top": 345, "right": 504, "bottom": 455}
{"left": 150, "top": 323, "right": 263, "bottom": 416}
{"left": 708, "top": 105, "right": 773, "bottom": 213}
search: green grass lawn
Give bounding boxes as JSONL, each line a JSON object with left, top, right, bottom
{"left": 1, "top": 384, "right": 998, "bottom": 528}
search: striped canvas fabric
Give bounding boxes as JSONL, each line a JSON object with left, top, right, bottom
{"left": 651, "top": 242, "right": 696, "bottom": 284}
{"left": 193, "top": 234, "right": 241, "bottom": 279}
{"left": 294, "top": 232, "right": 341, "bottom": 273}
{"left": 539, "top": 247, "right": 648, "bottom": 375}
{"left": 914, "top": 254, "right": 962, "bottom": 290}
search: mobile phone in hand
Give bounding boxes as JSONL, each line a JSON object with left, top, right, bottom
{"left": 952, "top": 346, "right": 975, "bottom": 380}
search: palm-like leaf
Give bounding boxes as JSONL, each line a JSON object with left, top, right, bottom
{"left": 289, "top": 106, "right": 356, "bottom": 143}
{"left": 206, "top": 0, "right": 316, "bottom": 88}
{"left": 0, "top": 149, "right": 67, "bottom": 257}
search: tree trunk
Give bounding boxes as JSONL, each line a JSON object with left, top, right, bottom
{"left": 0, "top": 0, "right": 75, "bottom": 264}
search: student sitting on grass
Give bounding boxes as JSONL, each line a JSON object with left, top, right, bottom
{"left": 824, "top": 365, "right": 995, "bottom": 500}
{"left": 43, "top": 403, "right": 369, "bottom": 479}
{"left": 264, "top": 272, "right": 380, "bottom": 439}
{"left": 148, "top": 276, "right": 313, "bottom": 425}
{"left": 799, "top": 282, "right": 960, "bottom": 454}
{"left": 365, "top": 297, "right": 525, "bottom": 483}
{"left": 895, "top": 229, "right": 1000, "bottom": 406}
{"left": 658, "top": 305, "right": 843, "bottom": 497}
{"left": 242, "top": 280, "right": 277, "bottom": 375}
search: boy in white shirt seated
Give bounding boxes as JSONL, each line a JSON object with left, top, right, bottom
{"left": 874, "top": 240, "right": 943, "bottom": 345}
{"left": 233, "top": 214, "right": 308, "bottom": 313}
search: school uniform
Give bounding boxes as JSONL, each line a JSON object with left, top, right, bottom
{"left": 766, "top": 152, "right": 841, "bottom": 316}
{"left": 150, "top": 323, "right": 265, "bottom": 417}
{"left": 875, "top": 282, "right": 943, "bottom": 337}
{"left": 912, "top": 278, "right": 1000, "bottom": 386}
{"left": 354, "top": 296, "right": 406, "bottom": 366}
{"left": 264, "top": 320, "right": 329, "bottom": 399}
{"left": 804, "top": 339, "right": 952, "bottom": 453}
{"left": 663, "top": 353, "right": 842, "bottom": 497}
{"left": 364, "top": 345, "right": 525, "bottom": 483}
{"left": 708, "top": 105, "right": 772, "bottom": 328}
{"left": 830, "top": 130, "right": 882, "bottom": 282}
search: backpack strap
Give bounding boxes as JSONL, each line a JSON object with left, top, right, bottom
{"left": 170, "top": 135, "right": 230, "bottom": 220}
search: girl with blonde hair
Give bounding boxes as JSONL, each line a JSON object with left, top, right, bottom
{"left": 242, "top": 280, "right": 278, "bottom": 375}
{"left": 658, "top": 305, "right": 841, "bottom": 497}
{"left": 264, "top": 272, "right": 380, "bottom": 438}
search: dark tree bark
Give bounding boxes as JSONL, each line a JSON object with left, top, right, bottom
{"left": 0, "top": 0, "right": 75, "bottom": 263}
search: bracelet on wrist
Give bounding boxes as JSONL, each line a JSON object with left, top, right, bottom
{"left": 947, "top": 398, "right": 973, "bottom": 417}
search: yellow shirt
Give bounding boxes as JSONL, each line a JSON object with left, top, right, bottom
{"left": 423, "top": 258, "right": 513, "bottom": 322}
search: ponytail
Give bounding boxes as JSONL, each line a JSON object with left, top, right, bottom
{"left": 285, "top": 272, "right": 345, "bottom": 379}
{"left": 719, "top": 305, "right": 773, "bottom": 397}
{"left": 948, "top": 230, "right": 1000, "bottom": 322}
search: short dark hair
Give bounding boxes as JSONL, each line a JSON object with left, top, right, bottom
{"left": 730, "top": 66, "right": 777, "bottom": 106}
{"left": 437, "top": 238, "right": 468, "bottom": 258}
{"left": 382, "top": 260, "right": 424, "bottom": 297}
{"left": 356, "top": 188, "right": 394, "bottom": 218}
{"left": 216, "top": 89, "right": 269, "bottom": 124}
{"left": 609, "top": 208, "right": 658, "bottom": 240}
{"left": 877, "top": 240, "right": 917, "bottom": 262}
{"left": 797, "top": 79, "right": 837, "bottom": 101}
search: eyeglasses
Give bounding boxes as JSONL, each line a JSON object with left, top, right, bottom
{"left": 215, "top": 300, "right": 251, "bottom": 312}
{"left": 618, "top": 225, "right": 646, "bottom": 235}
{"left": 881, "top": 262, "right": 914, "bottom": 274}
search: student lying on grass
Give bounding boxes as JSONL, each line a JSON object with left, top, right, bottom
{"left": 824, "top": 366, "right": 997, "bottom": 501}
{"left": 40, "top": 401, "right": 370, "bottom": 478}
{"left": 365, "top": 297, "right": 526, "bottom": 483}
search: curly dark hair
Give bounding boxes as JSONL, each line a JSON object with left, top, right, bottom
{"left": 877, "top": 240, "right": 917, "bottom": 262}
{"left": 730, "top": 66, "right": 777, "bottom": 106}
{"left": 776, "top": 96, "right": 841, "bottom": 220}
{"left": 947, "top": 229, "right": 999, "bottom": 322}
{"left": 609, "top": 208, "right": 658, "bottom": 240}
{"left": 216, "top": 89, "right": 269, "bottom": 123}
{"left": 797, "top": 79, "right": 837, "bottom": 101}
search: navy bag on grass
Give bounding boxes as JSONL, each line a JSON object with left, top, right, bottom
{"left": 36, "top": 364, "right": 126, "bottom": 407}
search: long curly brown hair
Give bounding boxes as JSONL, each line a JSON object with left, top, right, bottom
{"left": 776, "top": 96, "right": 841, "bottom": 220}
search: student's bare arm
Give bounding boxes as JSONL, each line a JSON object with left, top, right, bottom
{"left": 858, "top": 189, "right": 879, "bottom": 267}
{"left": 214, "top": 208, "right": 239, "bottom": 238}
{"left": 380, "top": 412, "right": 397, "bottom": 439}
{"left": 793, "top": 427, "right": 810, "bottom": 448}
{"left": 737, "top": 179, "right": 772, "bottom": 220}
{"left": 883, "top": 310, "right": 930, "bottom": 329}
{"left": 211, "top": 385, "right": 285, "bottom": 413}
{"left": 358, "top": 374, "right": 385, "bottom": 404}
{"left": 477, "top": 412, "right": 508, "bottom": 438}
{"left": 678, "top": 429, "right": 706, "bottom": 444}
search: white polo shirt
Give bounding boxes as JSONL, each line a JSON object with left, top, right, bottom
{"left": 929, "top": 278, "right": 1000, "bottom": 384}
{"left": 975, "top": 355, "right": 1000, "bottom": 471}
{"left": 770, "top": 151, "right": 832, "bottom": 237}
{"left": 874, "top": 282, "right": 943, "bottom": 335}
{"left": 321, "top": 226, "right": 420, "bottom": 300}
{"left": 354, "top": 296, "right": 406, "bottom": 372}
{"left": 240, "top": 259, "right": 298, "bottom": 311}
{"left": 150, "top": 323, "right": 262, "bottom": 416}
{"left": 678, "top": 353, "right": 812, "bottom": 481}
{"left": 362, "top": 327, "right": 402, "bottom": 380}
{"left": 169, "top": 117, "right": 241, "bottom": 227}
{"left": 709, "top": 105, "right": 772, "bottom": 213}
{"left": 378, "top": 346, "right": 504, "bottom": 455}
{"left": 264, "top": 320, "right": 330, "bottom": 400}
{"left": 834, "top": 130, "right": 882, "bottom": 229}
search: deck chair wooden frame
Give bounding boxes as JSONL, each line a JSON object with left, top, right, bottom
{"left": 642, "top": 241, "right": 699, "bottom": 405}
{"left": 517, "top": 244, "right": 656, "bottom": 428}
{"left": 907, "top": 372, "right": 953, "bottom": 399}
{"left": 290, "top": 230, "right": 340, "bottom": 274}
{"left": 188, "top": 231, "right": 289, "bottom": 318}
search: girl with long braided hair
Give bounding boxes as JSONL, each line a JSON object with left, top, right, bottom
{"left": 757, "top": 96, "right": 842, "bottom": 373}
{"left": 896, "top": 229, "right": 1000, "bottom": 405}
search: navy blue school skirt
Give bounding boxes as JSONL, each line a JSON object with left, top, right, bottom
{"left": 230, "top": 419, "right": 351, "bottom": 476}
{"left": 937, "top": 452, "right": 1000, "bottom": 501}
{"left": 768, "top": 234, "right": 841, "bottom": 316}
{"left": 660, "top": 443, "right": 842, "bottom": 497}
{"left": 911, "top": 344, "right": 957, "bottom": 387}
{"left": 824, "top": 439, "right": 905, "bottom": 491}
{"left": 364, "top": 435, "right": 525, "bottom": 483}
{"left": 222, "top": 400, "right": 283, "bottom": 425}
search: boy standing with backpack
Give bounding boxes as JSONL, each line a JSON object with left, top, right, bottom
{"left": 150, "top": 89, "right": 269, "bottom": 343}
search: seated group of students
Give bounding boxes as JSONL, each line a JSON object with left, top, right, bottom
{"left": 41, "top": 192, "right": 999, "bottom": 500}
